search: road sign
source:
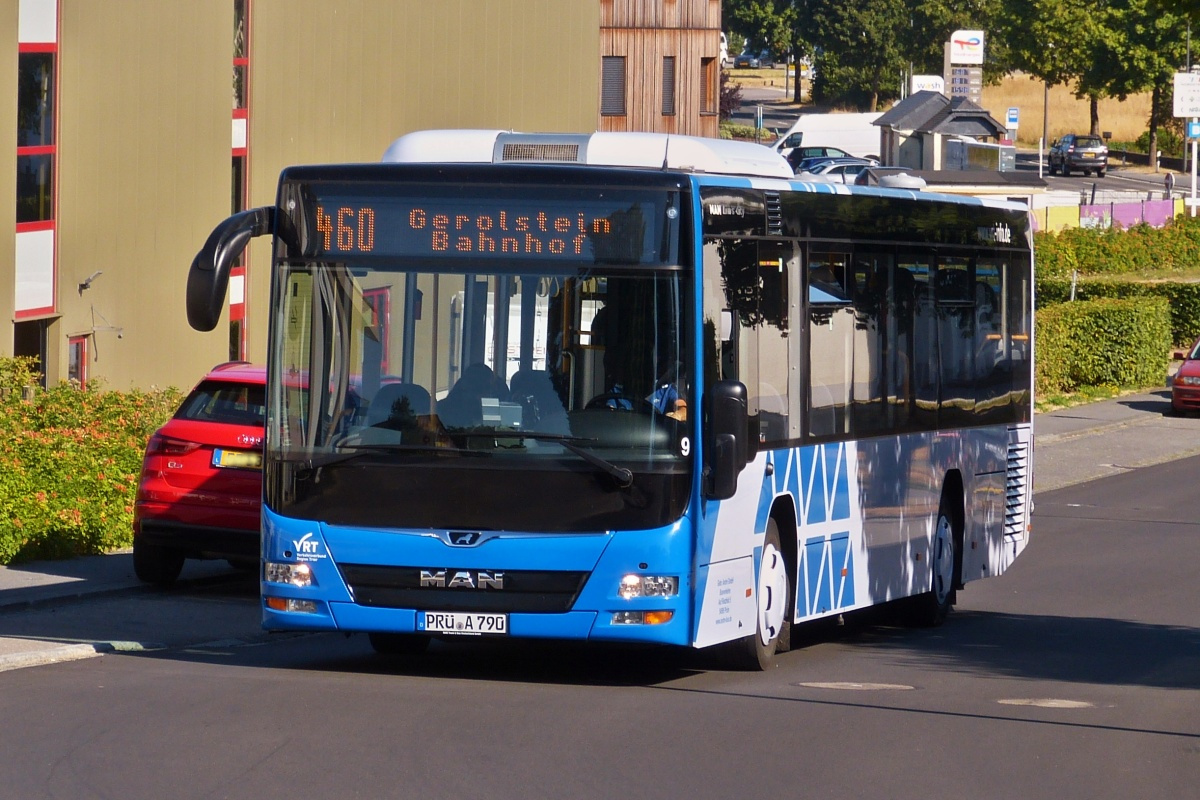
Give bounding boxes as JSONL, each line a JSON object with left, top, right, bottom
{"left": 1189, "top": 120, "right": 1200, "bottom": 139}
{"left": 1006, "top": 107, "right": 1019, "bottom": 129}
{"left": 1174, "top": 73, "right": 1200, "bottom": 117}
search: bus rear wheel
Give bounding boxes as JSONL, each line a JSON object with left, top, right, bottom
{"left": 906, "top": 494, "right": 960, "bottom": 627}
{"left": 368, "top": 632, "right": 430, "bottom": 656}
{"left": 734, "top": 519, "right": 791, "bottom": 670}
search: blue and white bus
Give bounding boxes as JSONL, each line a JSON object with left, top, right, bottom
{"left": 186, "top": 130, "right": 1033, "bottom": 668}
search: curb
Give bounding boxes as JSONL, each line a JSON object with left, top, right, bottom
{"left": 0, "top": 569, "right": 248, "bottom": 616}
{"left": 1034, "top": 415, "right": 1150, "bottom": 446}
{"left": 0, "top": 639, "right": 162, "bottom": 673}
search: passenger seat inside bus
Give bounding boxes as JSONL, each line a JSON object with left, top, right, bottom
{"left": 367, "top": 382, "right": 431, "bottom": 429}
{"left": 509, "top": 369, "right": 570, "bottom": 434}
{"left": 437, "top": 364, "right": 509, "bottom": 428}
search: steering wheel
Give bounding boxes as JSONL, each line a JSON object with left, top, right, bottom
{"left": 585, "top": 391, "right": 654, "bottom": 412}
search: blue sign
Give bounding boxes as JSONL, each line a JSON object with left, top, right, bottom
{"left": 1188, "top": 121, "right": 1200, "bottom": 140}
{"left": 1006, "top": 107, "right": 1019, "bottom": 129}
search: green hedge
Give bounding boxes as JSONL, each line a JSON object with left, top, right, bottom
{"left": 0, "top": 358, "right": 181, "bottom": 565}
{"left": 1034, "top": 297, "right": 1172, "bottom": 396}
{"left": 1034, "top": 214, "right": 1200, "bottom": 279}
{"left": 1037, "top": 277, "right": 1200, "bottom": 347}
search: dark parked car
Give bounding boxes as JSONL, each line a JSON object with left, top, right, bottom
{"left": 132, "top": 362, "right": 266, "bottom": 585}
{"left": 1170, "top": 336, "right": 1200, "bottom": 415}
{"left": 733, "top": 51, "right": 760, "bottom": 69}
{"left": 786, "top": 146, "right": 855, "bottom": 172}
{"left": 1049, "top": 133, "right": 1108, "bottom": 177}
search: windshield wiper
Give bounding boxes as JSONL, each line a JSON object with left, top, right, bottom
{"left": 451, "top": 431, "right": 634, "bottom": 488}
{"left": 286, "top": 442, "right": 478, "bottom": 469}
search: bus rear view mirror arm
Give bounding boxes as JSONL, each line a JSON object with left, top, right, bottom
{"left": 187, "top": 206, "right": 275, "bottom": 332}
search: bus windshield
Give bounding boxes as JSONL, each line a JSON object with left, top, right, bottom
{"left": 267, "top": 179, "right": 693, "bottom": 532}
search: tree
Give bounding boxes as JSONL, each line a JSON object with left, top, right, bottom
{"left": 996, "top": 0, "right": 1105, "bottom": 137}
{"left": 724, "top": 0, "right": 802, "bottom": 96}
{"left": 801, "top": 0, "right": 910, "bottom": 111}
{"left": 1096, "top": 0, "right": 1189, "bottom": 161}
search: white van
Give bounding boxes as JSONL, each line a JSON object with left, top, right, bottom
{"left": 720, "top": 32, "right": 729, "bottom": 67}
{"left": 773, "top": 111, "right": 883, "bottom": 162}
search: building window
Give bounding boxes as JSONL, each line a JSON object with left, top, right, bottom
{"left": 601, "top": 56, "right": 626, "bottom": 116}
{"left": 233, "top": 0, "right": 248, "bottom": 110}
{"left": 701, "top": 57, "right": 717, "bottom": 115}
{"left": 662, "top": 56, "right": 676, "bottom": 115}
{"left": 16, "top": 154, "right": 54, "bottom": 224}
{"left": 17, "top": 50, "right": 56, "bottom": 224}
{"left": 17, "top": 52, "right": 54, "bottom": 146}
{"left": 69, "top": 336, "right": 88, "bottom": 386}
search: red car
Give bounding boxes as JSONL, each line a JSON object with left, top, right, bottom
{"left": 1171, "top": 337, "right": 1200, "bottom": 415}
{"left": 132, "top": 362, "right": 266, "bottom": 585}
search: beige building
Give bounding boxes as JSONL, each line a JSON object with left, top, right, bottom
{"left": 3, "top": 0, "right": 719, "bottom": 391}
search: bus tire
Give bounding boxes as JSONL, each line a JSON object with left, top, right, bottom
{"left": 132, "top": 539, "right": 185, "bottom": 587}
{"left": 735, "top": 519, "right": 791, "bottom": 670}
{"left": 368, "top": 632, "right": 430, "bottom": 656}
{"left": 906, "top": 492, "right": 961, "bottom": 627}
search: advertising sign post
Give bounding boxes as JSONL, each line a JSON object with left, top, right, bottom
{"left": 1174, "top": 73, "right": 1200, "bottom": 216}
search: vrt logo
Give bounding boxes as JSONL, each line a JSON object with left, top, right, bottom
{"left": 292, "top": 533, "right": 321, "bottom": 555}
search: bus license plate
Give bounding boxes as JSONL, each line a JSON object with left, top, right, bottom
{"left": 212, "top": 448, "right": 262, "bottom": 470}
{"left": 420, "top": 611, "right": 508, "bottom": 636}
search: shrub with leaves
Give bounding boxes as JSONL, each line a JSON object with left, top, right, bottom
{"left": 1035, "top": 214, "right": 1200, "bottom": 280}
{"left": 1034, "top": 297, "right": 1171, "bottom": 396}
{"left": 0, "top": 357, "right": 181, "bottom": 564}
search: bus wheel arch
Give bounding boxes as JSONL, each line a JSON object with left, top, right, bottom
{"left": 907, "top": 472, "right": 964, "bottom": 627}
{"left": 734, "top": 500, "right": 798, "bottom": 670}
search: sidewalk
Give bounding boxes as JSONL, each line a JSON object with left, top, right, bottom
{"left": 0, "top": 554, "right": 240, "bottom": 672}
{"left": 1, "top": 389, "right": 1197, "bottom": 672}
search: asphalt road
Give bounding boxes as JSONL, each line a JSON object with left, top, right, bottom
{"left": 1, "top": 452, "right": 1196, "bottom": 799}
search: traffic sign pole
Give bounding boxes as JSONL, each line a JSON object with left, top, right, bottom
{"left": 1193, "top": 117, "right": 1198, "bottom": 217}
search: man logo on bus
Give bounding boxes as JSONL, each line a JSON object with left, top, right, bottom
{"left": 420, "top": 569, "right": 505, "bottom": 590}
{"left": 449, "top": 531, "right": 482, "bottom": 546}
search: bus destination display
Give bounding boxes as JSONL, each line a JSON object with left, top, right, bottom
{"left": 305, "top": 192, "right": 671, "bottom": 265}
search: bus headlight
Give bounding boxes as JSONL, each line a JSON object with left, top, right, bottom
{"left": 618, "top": 574, "right": 679, "bottom": 599}
{"left": 612, "top": 610, "right": 674, "bottom": 625}
{"left": 265, "top": 562, "right": 314, "bottom": 588}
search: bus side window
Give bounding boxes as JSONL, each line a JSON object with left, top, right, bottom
{"left": 807, "top": 250, "right": 852, "bottom": 439}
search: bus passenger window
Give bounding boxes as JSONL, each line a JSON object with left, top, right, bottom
{"left": 808, "top": 251, "right": 851, "bottom": 439}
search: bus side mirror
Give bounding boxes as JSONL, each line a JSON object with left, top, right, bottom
{"left": 704, "top": 379, "right": 749, "bottom": 500}
{"left": 187, "top": 206, "right": 275, "bottom": 332}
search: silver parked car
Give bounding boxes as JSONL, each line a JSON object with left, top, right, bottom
{"left": 1049, "top": 134, "right": 1108, "bottom": 177}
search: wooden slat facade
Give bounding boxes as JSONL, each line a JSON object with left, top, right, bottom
{"left": 599, "top": 0, "right": 721, "bottom": 138}
{"left": 601, "top": 0, "right": 720, "bottom": 28}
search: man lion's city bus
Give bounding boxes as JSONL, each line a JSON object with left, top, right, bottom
{"left": 186, "top": 130, "right": 1033, "bottom": 669}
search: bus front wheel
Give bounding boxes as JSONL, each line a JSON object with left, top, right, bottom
{"left": 734, "top": 519, "right": 791, "bottom": 670}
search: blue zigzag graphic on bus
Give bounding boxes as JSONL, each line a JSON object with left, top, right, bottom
{"left": 799, "top": 442, "right": 850, "bottom": 524}
{"left": 801, "top": 531, "right": 855, "bottom": 616}
{"left": 769, "top": 442, "right": 857, "bottom": 617}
